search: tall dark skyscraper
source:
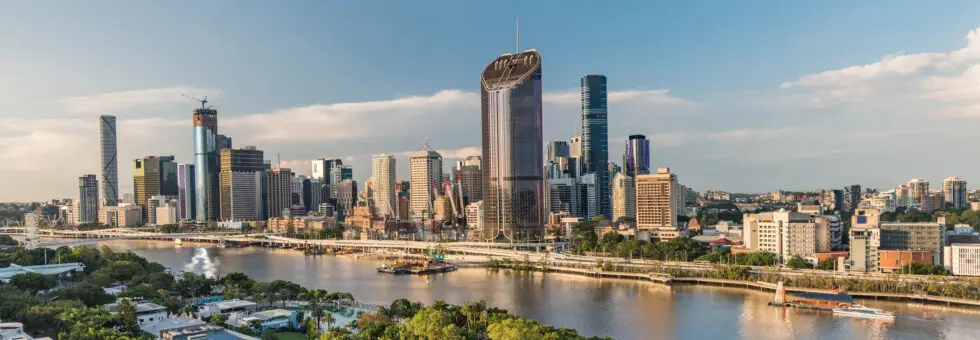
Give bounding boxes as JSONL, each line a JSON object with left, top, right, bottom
{"left": 581, "top": 75, "right": 609, "bottom": 218}
{"left": 99, "top": 115, "right": 118, "bottom": 206}
{"left": 193, "top": 105, "right": 219, "bottom": 223}
{"left": 481, "top": 49, "right": 544, "bottom": 242}
{"left": 624, "top": 134, "right": 650, "bottom": 177}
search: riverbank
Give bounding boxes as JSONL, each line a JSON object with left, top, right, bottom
{"left": 490, "top": 261, "right": 980, "bottom": 308}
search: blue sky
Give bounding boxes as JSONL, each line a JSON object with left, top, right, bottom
{"left": 3, "top": 1, "right": 980, "bottom": 200}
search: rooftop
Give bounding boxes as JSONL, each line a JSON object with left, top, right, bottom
{"left": 140, "top": 317, "right": 205, "bottom": 336}
{"left": 0, "top": 262, "right": 85, "bottom": 281}
{"left": 791, "top": 292, "right": 854, "bottom": 304}
{"left": 248, "top": 309, "right": 293, "bottom": 321}
{"left": 215, "top": 299, "right": 257, "bottom": 309}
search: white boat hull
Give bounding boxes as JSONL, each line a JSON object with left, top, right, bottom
{"left": 833, "top": 308, "right": 895, "bottom": 320}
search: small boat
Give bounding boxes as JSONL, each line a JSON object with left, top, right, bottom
{"left": 174, "top": 239, "right": 182, "bottom": 245}
{"left": 833, "top": 305, "right": 895, "bottom": 320}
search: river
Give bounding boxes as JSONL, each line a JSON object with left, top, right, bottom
{"left": 101, "top": 240, "right": 979, "bottom": 340}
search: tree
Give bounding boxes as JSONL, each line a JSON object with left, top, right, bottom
{"left": 786, "top": 256, "right": 813, "bottom": 269}
{"left": 9, "top": 272, "right": 56, "bottom": 293}
{"left": 323, "top": 311, "right": 336, "bottom": 330}
{"left": 57, "top": 282, "right": 114, "bottom": 306}
{"left": 402, "top": 308, "right": 464, "bottom": 340}
{"left": 487, "top": 317, "right": 546, "bottom": 340}
{"left": 817, "top": 258, "right": 837, "bottom": 271}
{"left": 210, "top": 314, "right": 229, "bottom": 325}
{"left": 116, "top": 299, "right": 140, "bottom": 335}
{"left": 120, "top": 283, "right": 156, "bottom": 301}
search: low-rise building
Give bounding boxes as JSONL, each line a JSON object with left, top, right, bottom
{"left": 0, "top": 321, "right": 52, "bottom": 340}
{"left": 197, "top": 299, "right": 258, "bottom": 318}
{"left": 742, "top": 210, "right": 831, "bottom": 262}
{"left": 160, "top": 324, "right": 254, "bottom": 340}
{"left": 140, "top": 317, "right": 205, "bottom": 339}
{"left": 237, "top": 309, "right": 296, "bottom": 332}
{"left": 105, "top": 300, "right": 168, "bottom": 326}
{"left": 945, "top": 244, "right": 980, "bottom": 276}
{"left": 99, "top": 204, "right": 143, "bottom": 227}
{"left": 267, "top": 216, "right": 334, "bottom": 235}
{"left": 877, "top": 250, "right": 934, "bottom": 273}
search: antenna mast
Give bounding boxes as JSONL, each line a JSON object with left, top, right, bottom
{"left": 516, "top": 18, "right": 520, "bottom": 53}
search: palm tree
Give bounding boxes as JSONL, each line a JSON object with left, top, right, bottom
{"left": 323, "top": 311, "right": 336, "bottom": 331}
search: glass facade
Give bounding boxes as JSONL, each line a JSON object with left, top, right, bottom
{"left": 581, "top": 75, "right": 610, "bottom": 218}
{"left": 99, "top": 115, "right": 118, "bottom": 206}
{"left": 480, "top": 50, "right": 544, "bottom": 242}
{"left": 624, "top": 134, "right": 650, "bottom": 177}
{"left": 193, "top": 108, "right": 219, "bottom": 222}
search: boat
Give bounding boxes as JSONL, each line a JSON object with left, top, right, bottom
{"left": 174, "top": 239, "right": 182, "bottom": 245}
{"left": 833, "top": 305, "right": 896, "bottom": 320}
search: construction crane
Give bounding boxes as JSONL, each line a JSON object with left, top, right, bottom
{"left": 181, "top": 93, "right": 212, "bottom": 110}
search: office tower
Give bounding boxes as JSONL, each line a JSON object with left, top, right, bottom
{"left": 579, "top": 173, "right": 599, "bottom": 218}
{"left": 943, "top": 177, "right": 968, "bottom": 210}
{"left": 581, "top": 75, "right": 610, "bottom": 218}
{"left": 99, "top": 115, "right": 119, "bottom": 207}
{"left": 147, "top": 195, "right": 167, "bottom": 225}
{"left": 410, "top": 145, "right": 443, "bottom": 219}
{"left": 454, "top": 156, "right": 482, "bottom": 206}
{"left": 193, "top": 105, "right": 219, "bottom": 222}
{"left": 77, "top": 174, "right": 99, "bottom": 223}
{"left": 311, "top": 158, "right": 343, "bottom": 183}
{"left": 743, "top": 211, "right": 831, "bottom": 263}
{"left": 216, "top": 134, "right": 232, "bottom": 150}
{"left": 879, "top": 221, "right": 945, "bottom": 265}
{"left": 547, "top": 177, "right": 580, "bottom": 216}
{"left": 372, "top": 154, "right": 396, "bottom": 218}
{"left": 267, "top": 168, "right": 293, "bottom": 218}
{"left": 636, "top": 168, "right": 680, "bottom": 242}
{"left": 569, "top": 136, "right": 582, "bottom": 158}
{"left": 219, "top": 147, "right": 264, "bottom": 221}
{"left": 624, "top": 134, "right": 650, "bottom": 177}
{"left": 292, "top": 176, "right": 305, "bottom": 208}
{"left": 824, "top": 189, "right": 843, "bottom": 211}
{"left": 133, "top": 156, "right": 163, "bottom": 220}
{"left": 481, "top": 49, "right": 544, "bottom": 242}
{"left": 158, "top": 156, "right": 178, "bottom": 196}
{"left": 177, "top": 163, "right": 195, "bottom": 220}
{"left": 843, "top": 185, "right": 861, "bottom": 212}
{"left": 335, "top": 179, "right": 358, "bottom": 221}
{"left": 612, "top": 173, "right": 635, "bottom": 221}
{"left": 546, "top": 140, "right": 569, "bottom": 161}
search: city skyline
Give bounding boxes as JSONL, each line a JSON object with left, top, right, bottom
{"left": 5, "top": 2, "right": 980, "bottom": 200}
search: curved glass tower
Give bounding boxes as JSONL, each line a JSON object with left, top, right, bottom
{"left": 480, "top": 50, "right": 544, "bottom": 242}
{"left": 193, "top": 108, "right": 218, "bottom": 223}
{"left": 624, "top": 134, "right": 650, "bottom": 177}
{"left": 99, "top": 115, "right": 118, "bottom": 206}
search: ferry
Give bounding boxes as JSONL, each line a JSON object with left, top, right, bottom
{"left": 833, "top": 305, "right": 896, "bottom": 320}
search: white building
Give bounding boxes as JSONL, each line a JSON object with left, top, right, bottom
{"left": 0, "top": 321, "right": 52, "bottom": 340}
{"left": 155, "top": 205, "right": 177, "bottom": 226}
{"left": 743, "top": 210, "right": 831, "bottom": 263}
{"left": 238, "top": 309, "right": 295, "bottom": 332}
{"left": 409, "top": 144, "right": 443, "bottom": 220}
{"left": 147, "top": 195, "right": 168, "bottom": 225}
{"left": 611, "top": 173, "right": 635, "bottom": 221}
{"left": 371, "top": 154, "right": 396, "bottom": 218}
{"left": 945, "top": 244, "right": 980, "bottom": 276}
{"left": 943, "top": 177, "right": 968, "bottom": 210}
{"left": 105, "top": 300, "right": 168, "bottom": 326}
{"left": 198, "top": 299, "right": 258, "bottom": 318}
{"left": 465, "top": 201, "right": 483, "bottom": 232}
{"left": 99, "top": 204, "right": 142, "bottom": 227}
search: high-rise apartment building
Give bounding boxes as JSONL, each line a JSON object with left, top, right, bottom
{"left": 219, "top": 147, "right": 264, "bottom": 221}
{"left": 454, "top": 156, "right": 482, "bottom": 207}
{"left": 372, "top": 154, "right": 396, "bottom": 218}
{"left": 581, "top": 75, "right": 610, "bottom": 218}
{"left": 480, "top": 49, "right": 544, "bottom": 242}
{"left": 907, "top": 179, "right": 929, "bottom": 202}
{"left": 334, "top": 179, "right": 357, "bottom": 221}
{"left": 99, "top": 115, "right": 118, "bottom": 206}
{"left": 77, "top": 174, "right": 99, "bottom": 223}
{"left": 612, "top": 173, "right": 635, "bottom": 222}
{"left": 177, "top": 163, "right": 195, "bottom": 220}
{"left": 844, "top": 185, "right": 861, "bottom": 212}
{"left": 943, "top": 177, "right": 968, "bottom": 210}
{"left": 623, "top": 134, "right": 650, "bottom": 177}
{"left": 410, "top": 145, "right": 443, "bottom": 219}
{"left": 193, "top": 105, "right": 219, "bottom": 223}
{"left": 635, "top": 168, "right": 680, "bottom": 242}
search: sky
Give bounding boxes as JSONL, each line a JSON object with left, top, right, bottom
{"left": 3, "top": 1, "right": 980, "bottom": 201}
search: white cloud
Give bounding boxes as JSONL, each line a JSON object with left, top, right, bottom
{"left": 707, "top": 127, "right": 799, "bottom": 141}
{"left": 543, "top": 89, "right": 697, "bottom": 107}
{"left": 56, "top": 85, "right": 218, "bottom": 114}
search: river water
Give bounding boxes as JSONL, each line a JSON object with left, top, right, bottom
{"left": 102, "top": 240, "right": 979, "bottom": 340}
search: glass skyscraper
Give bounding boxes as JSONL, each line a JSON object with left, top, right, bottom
{"left": 581, "top": 75, "right": 609, "bottom": 218}
{"left": 480, "top": 49, "right": 544, "bottom": 242}
{"left": 624, "top": 134, "right": 650, "bottom": 177}
{"left": 193, "top": 107, "right": 219, "bottom": 223}
{"left": 99, "top": 115, "right": 118, "bottom": 206}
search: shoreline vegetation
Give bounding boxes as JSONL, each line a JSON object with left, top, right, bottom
{"left": 485, "top": 258, "right": 980, "bottom": 307}
{"left": 0, "top": 240, "right": 611, "bottom": 340}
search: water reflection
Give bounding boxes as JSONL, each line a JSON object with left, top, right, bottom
{"left": 105, "top": 241, "right": 978, "bottom": 340}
